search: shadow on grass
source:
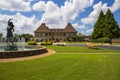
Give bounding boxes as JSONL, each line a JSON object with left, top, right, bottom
{"left": 88, "top": 47, "right": 102, "bottom": 50}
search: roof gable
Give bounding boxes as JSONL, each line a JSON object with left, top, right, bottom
{"left": 34, "top": 23, "right": 77, "bottom": 33}
{"left": 34, "top": 23, "right": 49, "bottom": 32}
{"left": 63, "top": 23, "right": 77, "bottom": 32}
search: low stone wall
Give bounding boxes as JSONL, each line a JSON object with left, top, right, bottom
{"left": 0, "top": 48, "right": 48, "bottom": 59}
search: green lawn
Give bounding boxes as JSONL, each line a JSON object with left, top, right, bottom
{"left": 112, "top": 43, "right": 120, "bottom": 45}
{"left": 45, "top": 45, "right": 120, "bottom": 53}
{"left": 0, "top": 54, "right": 120, "bottom": 80}
{"left": 0, "top": 46, "right": 120, "bottom": 80}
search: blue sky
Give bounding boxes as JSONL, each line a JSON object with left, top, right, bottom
{"left": 0, "top": 0, "right": 120, "bottom": 36}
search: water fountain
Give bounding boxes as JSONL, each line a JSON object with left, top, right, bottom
{"left": 0, "top": 19, "right": 47, "bottom": 58}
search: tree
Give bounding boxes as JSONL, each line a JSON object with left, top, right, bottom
{"left": 92, "top": 10, "right": 105, "bottom": 39}
{"left": 0, "top": 33, "right": 3, "bottom": 39}
{"left": 14, "top": 33, "right": 19, "bottom": 38}
{"left": 91, "top": 9, "right": 120, "bottom": 44}
{"left": 19, "top": 33, "right": 33, "bottom": 42}
{"left": 78, "top": 33, "right": 84, "bottom": 36}
{"left": 103, "top": 9, "right": 120, "bottom": 44}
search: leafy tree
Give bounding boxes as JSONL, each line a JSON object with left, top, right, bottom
{"left": 14, "top": 33, "right": 19, "bottom": 38}
{"left": 78, "top": 33, "right": 85, "bottom": 36}
{"left": 19, "top": 33, "right": 33, "bottom": 42}
{"left": 0, "top": 33, "right": 3, "bottom": 39}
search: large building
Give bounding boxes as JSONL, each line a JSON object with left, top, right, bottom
{"left": 34, "top": 23, "right": 77, "bottom": 42}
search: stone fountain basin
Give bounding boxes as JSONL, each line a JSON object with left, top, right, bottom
{"left": 0, "top": 46, "right": 47, "bottom": 58}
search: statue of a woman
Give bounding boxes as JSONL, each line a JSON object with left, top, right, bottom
{"left": 6, "top": 19, "right": 15, "bottom": 45}
{"left": 7, "top": 19, "right": 14, "bottom": 37}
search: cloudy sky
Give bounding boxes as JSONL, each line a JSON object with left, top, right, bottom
{"left": 0, "top": 0, "right": 120, "bottom": 36}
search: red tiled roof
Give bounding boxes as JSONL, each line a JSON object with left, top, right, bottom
{"left": 34, "top": 23, "right": 77, "bottom": 33}
{"left": 63, "top": 23, "right": 77, "bottom": 32}
{"left": 34, "top": 23, "right": 49, "bottom": 32}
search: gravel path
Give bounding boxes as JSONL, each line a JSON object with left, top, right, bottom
{"left": 0, "top": 49, "right": 56, "bottom": 63}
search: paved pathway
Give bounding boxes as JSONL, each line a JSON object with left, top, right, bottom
{"left": 100, "top": 46, "right": 120, "bottom": 51}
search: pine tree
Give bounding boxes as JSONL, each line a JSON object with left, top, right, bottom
{"left": 0, "top": 33, "right": 3, "bottom": 39}
{"left": 103, "top": 9, "right": 120, "bottom": 44}
{"left": 92, "top": 10, "right": 105, "bottom": 39}
{"left": 91, "top": 9, "right": 120, "bottom": 44}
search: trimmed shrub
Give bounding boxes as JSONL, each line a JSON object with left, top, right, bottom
{"left": 88, "top": 37, "right": 110, "bottom": 43}
{"left": 41, "top": 42, "right": 52, "bottom": 45}
{"left": 27, "top": 41, "right": 37, "bottom": 45}
{"left": 97, "top": 37, "right": 110, "bottom": 43}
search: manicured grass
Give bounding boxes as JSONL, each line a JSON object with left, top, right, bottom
{"left": 45, "top": 45, "right": 120, "bottom": 53}
{"left": 0, "top": 45, "right": 120, "bottom": 80}
{"left": 0, "top": 54, "right": 120, "bottom": 80}
{"left": 112, "top": 43, "right": 120, "bottom": 45}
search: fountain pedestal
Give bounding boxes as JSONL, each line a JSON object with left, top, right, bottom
{"left": 4, "top": 44, "right": 18, "bottom": 51}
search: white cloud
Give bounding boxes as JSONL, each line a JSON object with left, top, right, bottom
{"left": 1, "top": 0, "right": 119, "bottom": 36}
{"left": 0, "top": 12, "right": 36, "bottom": 36}
{"left": 86, "top": 28, "right": 93, "bottom": 34}
{"left": 0, "top": 0, "right": 31, "bottom": 12}
{"left": 80, "top": 0, "right": 120, "bottom": 35}
{"left": 81, "top": 28, "right": 93, "bottom": 35}
{"left": 14, "top": 13, "right": 36, "bottom": 34}
{"left": 81, "top": 1, "right": 108, "bottom": 25}
{"left": 33, "top": 1, "right": 46, "bottom": 11}
{"left": 81, "top": 0, "right": 120, "bottom": 26}
{"left": 73, "top": 23, "right": 85, "bottom": 29}
{"left": 110, "top": 0, "right": 120, "bottom": 12}
{"left": 33, "top": 0, "right": 94, "bottom": 28}
{"left": 101, "top": 3, "right": 108, "bottom": 13}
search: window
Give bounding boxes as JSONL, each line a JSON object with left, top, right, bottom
{"left": 49, "top": 33, "right": 51, "bottom": 36}
{"left": 66, "top": 33, "right": 69, "bottom": 36}
{"left": 39, "top": 33, "right": 41, "bottom": 36}
{"left": 46, "top": 33, "right": 48, "bottom": 36}
{"left": 63, "top": 33, "right": 66, "bottom": 36}
{"left": 42, "top": 33, "right": 45, "bottom": 36}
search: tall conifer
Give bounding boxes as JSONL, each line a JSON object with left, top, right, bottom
{"left": 92, "top": 10, "right": 104, "bottom": 39}
{"left": 103, "top": 9, "right": 120, "bottom": 44}
{"left": 91, "top": 9, "right": 120, "bottom": 44}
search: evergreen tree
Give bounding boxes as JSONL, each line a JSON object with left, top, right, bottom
{"left": 91, "top": 9, "right": 120, "bottom": 44}
{"left": 92, "top": 10, "right": 105, "bottom": 39}
{"left": 103, "top": 9, "right": 120, "bottom": 44}
{"left": 0, "top": 33, "right": 3, "bottom": 39}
